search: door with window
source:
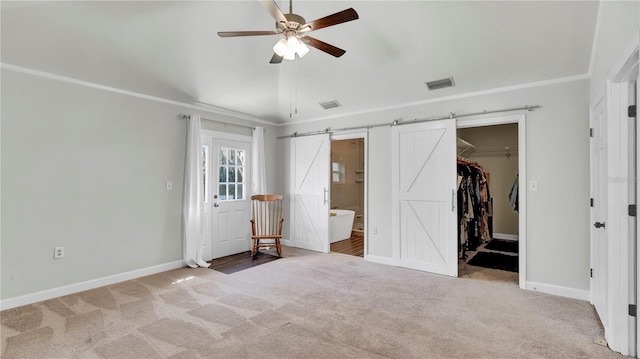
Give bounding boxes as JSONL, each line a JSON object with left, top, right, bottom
{"left": 202, "top": 134, "right": 252, "bottom": 259}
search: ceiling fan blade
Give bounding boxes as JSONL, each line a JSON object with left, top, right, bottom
{"left": 303, "top": 36, "right": 346, "bottom": 57}
{"left": 300, "top": 8, "right": 359, "bottom": 33}
{"left": 217, "top": 30, "right": 280, "bottom": 37}
{"left": 270, "top": 53, "right": 283, "bottom": 64}
{"left": 258, "top": 0, "right": 288, "bottom": 27}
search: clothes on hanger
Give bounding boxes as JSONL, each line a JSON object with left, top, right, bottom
{"left": 457, "top": 157, "right": 491, "bottom": 259}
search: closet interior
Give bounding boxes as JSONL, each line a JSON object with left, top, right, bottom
{"left": 456, "top": 124, "right": 519, "bottom": 282}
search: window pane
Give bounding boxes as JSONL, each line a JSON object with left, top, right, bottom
{"left": 228, "top": 184, "right": 236, "bottom": 200}
{"left": 332, "top": 162, "right": 339, "bottom": 171}
{"left": 229, "top": 166, "right": 236, "bottom": 182}
{"left": 219, "top": 166, "right": 227, "bottom": 183}
{"left": 333, "top": 173, "right": 340, "bottom": 182}
{"left": 237, "top": 167, "right": 244, "bottom": 183}
{"left": 237, "top": 184, "right": 243, "bottom": 200}
{"left": 237, "top": 150, "right": 244, "bottom": 166}
{"left": 219, "top": 184, "right": 227, "bottom": 200}
{"left": 219, "top": 148, "right": 227, "bottom": 165}
{"left": 228, "top": 150, "right": 236, "bottom": 165}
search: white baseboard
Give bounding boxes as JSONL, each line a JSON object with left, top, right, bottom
{"left": 525, "top": 281, "right": 590, "bottom": 301}
{"left": 0, "top": 260, "right": 184, "bottom": 311}
{"left": 493, "top": 233, "right": 519, "bottom": 241}
{"left": 366, "top": 254, "right": 394, "bottom": 266}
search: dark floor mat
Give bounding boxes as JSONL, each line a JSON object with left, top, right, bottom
{"left": 484, "top": 238, "right": 519, "bottom": 253}
{"left": 467, "top": 251, "right": 519, "bottom": 273}
{"left": 208, "top": 251, "right": 281, "bottom": 274}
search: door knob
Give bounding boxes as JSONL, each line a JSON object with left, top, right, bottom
{"left": 594, "top": 222, "right": 606, "bottom": 229}
{"left": 214, "top": 203, "right": 219, "bottom": 208}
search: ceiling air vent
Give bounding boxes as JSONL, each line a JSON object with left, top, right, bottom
{"left": 320, "top": 100, "right": 341, "bottom": 110}
{"left": 425, "top": 77, "right": 455, "bottom": 91}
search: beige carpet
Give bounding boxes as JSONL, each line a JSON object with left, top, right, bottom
{"left": 0, "top": 247, "right": 626, "bottom": 358}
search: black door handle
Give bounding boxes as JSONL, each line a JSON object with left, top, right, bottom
{"left": 594, "top": 222, "right": 606, "bottom": 229}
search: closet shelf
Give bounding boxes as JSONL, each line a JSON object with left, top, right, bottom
{"left": 355, "top": 170, "right": 364, "bottom": 174}
{"left": 355, "top": 179, "right": 364, "bottom": 183}
{"left": 457, "top": 137, "right": 476, "bottom": 157}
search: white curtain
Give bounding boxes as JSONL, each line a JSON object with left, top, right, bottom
{"left": 182, "top": 114, "right": 210, "bottom": 268}
{"left": 251, "top": 126, "right": 267, "bottom": 195}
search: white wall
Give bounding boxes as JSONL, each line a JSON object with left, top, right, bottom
{"left": 278, "top": 79, "right": 591, "bottom": 294}
{"left": 1, "top": 69, "right": 277, "bottom": 301}
{"left": 590, "top": 1, "right": 639, "bottom": 100}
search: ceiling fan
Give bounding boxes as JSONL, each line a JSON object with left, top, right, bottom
{"left": 217, "top": 0, "right": 359, "bottom": 63}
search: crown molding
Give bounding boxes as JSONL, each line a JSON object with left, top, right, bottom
{"left": 282, "top": 73, "right": 591, "bottom": 127}
{"left": 0, "top": 63, "right": 276, "bottom": 127}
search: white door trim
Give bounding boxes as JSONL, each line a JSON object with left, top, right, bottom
{"left": 457, "top": 114, "right": 527, "bottom": 289}
{"left": 600, "top": 33, "right": 639, "bottom": 356}
{"left": 331, "top": 132, "right": 369, "bottom": 259}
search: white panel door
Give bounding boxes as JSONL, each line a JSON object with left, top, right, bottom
{"left": 210, "top": 138, "right": 252, "bottom": 259}
{"left": 289, "top": 134, "right": 330, "bottom": 253}
{"left": 590, "top": 97, "right": 608, "bottom": 326}
{"left": 392, "top": 119, "right": 457, "bottom": 276}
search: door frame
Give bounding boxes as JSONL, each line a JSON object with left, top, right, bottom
{"left": 331, "top": 131, "right": 369, "bottom": 259}
{"left": 201, "top": 130, "right": 253, "bottom": 260}
{"left": 457, "top": 114, "right": 527, "bottom": 289}
{"left": 599, "top": 37, "right": 639, "bottom": 356}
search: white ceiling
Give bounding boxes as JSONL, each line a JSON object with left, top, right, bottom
{"left": 1, "top": 1, "right": 599, "bottom": 125}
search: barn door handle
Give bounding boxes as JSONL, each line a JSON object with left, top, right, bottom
{"left": 452, "top": 189, "right": 456, "bottom": 212}
{"left": 323, "top": 187, "right": 329, "bottom": 205}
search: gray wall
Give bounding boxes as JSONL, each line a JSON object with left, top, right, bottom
{"left": 590, "top": 1, "right": 639, "bottom": 100}
{"left": 278, "top": 79, "right": 591, "bottom": 292}
{"left": 1, "top": 69, "right": 277, "bottom": 300}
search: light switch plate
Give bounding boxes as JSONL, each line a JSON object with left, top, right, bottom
{"left": 166, "top": 181, "right": 173, "bottom": 191}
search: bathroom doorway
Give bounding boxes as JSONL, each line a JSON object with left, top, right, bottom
{"left": 330, "top": 133, "right": 367, "bottom": 257}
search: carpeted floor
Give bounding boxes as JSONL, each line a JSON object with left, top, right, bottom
{"left": 1, "top": 246, "right": 626, "bottom": 359}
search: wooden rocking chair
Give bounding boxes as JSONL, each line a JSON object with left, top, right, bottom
{"left": 250, "top": 194, "right": 284, "bottom": 257}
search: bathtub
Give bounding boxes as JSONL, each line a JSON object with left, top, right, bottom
{"left": 330, "top": 209, "right": 355, "bottom": 243}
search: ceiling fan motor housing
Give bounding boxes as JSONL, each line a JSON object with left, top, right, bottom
{"left": 281, "top": 13, "right": 306, "bottom": 31}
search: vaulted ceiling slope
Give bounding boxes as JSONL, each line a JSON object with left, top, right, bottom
{"left": 1, "top": 1, "right": 599, "bottom": 125}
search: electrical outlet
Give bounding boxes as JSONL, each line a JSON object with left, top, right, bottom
{"left": 372, "top": 227, "right": 378, "bottom": 235}
{"left": 54, "top": 247, "right": 64, "bottom": 259}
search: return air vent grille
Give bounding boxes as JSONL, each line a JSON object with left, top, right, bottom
{"left": 320, "top": 100, "right": 341, "bottom": 110}
{"left": 425, "top": 77, "right": 455, "bottom": 90}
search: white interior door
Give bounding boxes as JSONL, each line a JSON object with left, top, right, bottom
{"left": 288, "top": 134, "right": 330, "bottom": 252}
{"left": 209, "top": 136, "right": 252, "bottom": 259}
{"left": 590, "top": 97, "right": 608, "bottom": 327}
{"left": 392, "top": 119, "right": 457, "bottom": 276}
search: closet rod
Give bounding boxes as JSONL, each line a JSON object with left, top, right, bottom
{"left": 276, "top": 104, "right": 539, "bottom": 139}
{"left": 178, "top": 113, "right": 256, "bottom": 130}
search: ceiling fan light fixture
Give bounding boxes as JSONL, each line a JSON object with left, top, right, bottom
{"left": 273, "top": 35, "right": 309, "bottom": 60}
{"left": 273, "top": 38, "right": 288, "bottom": 57}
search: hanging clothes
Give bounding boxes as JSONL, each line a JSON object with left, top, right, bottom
{"left": 509, "top": 173, "right": 519, "bottom": 212}
{"left": 457, "top": 157, "right": 491, "bottom": 259}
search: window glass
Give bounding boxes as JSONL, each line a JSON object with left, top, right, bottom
{"left": 217, "top": 146, "right": 246, "bottom": 201}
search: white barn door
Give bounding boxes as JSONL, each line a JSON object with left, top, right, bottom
{"left": 289, "top": 134, "right": 330, "bottom": 252}
{"left": 392, "top": 119, "right": 457, "bottom": 276}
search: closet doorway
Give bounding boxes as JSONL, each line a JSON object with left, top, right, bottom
{"left": 457, "top": 115, "right": 526, "bottom": 287}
